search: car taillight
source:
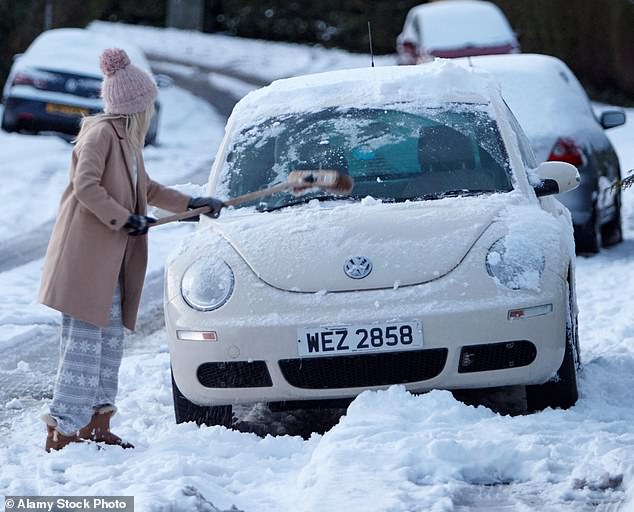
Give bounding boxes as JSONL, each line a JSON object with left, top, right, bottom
{"left": 12, "top": 71, "right": 49, "bottom": 89}
{"left": 12, "top": 72, "right": 35, "bottom": 86}
{"left": 402, "top": 41, "right": 417, "bottom": 57}
{"left": 547, "top": 137, "right": 584, "bottom": 168}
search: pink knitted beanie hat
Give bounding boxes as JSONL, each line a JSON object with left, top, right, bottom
{"left": 99, "top": 48, "right": 157, "bottom": 114}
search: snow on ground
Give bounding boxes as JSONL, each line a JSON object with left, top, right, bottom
{"left": 87, "top": 20, "right": 395, "bottom": 82}
{"left": 1, "top": 22, "right": 634, "bottom": 512}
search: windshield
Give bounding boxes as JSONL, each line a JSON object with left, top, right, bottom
{"left": 217, "top": 103, "right": 513, "bottom": 211}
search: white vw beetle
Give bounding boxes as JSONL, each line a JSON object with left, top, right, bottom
{"left": 164, "top": 61, "right": 580, "bottom": 426}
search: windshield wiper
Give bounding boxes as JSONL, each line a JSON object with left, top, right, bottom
{"left": 418, "top": 189, "right": 497, "bottom": 200}
{"left": 257, "top": 194, "right": 352, "bottom": 212}
{"left": 256, "top": 189, "right": 497, "bottom": 211}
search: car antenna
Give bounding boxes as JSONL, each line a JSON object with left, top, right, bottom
{"left": 368, "top": 21, "right": 375, "bottom": 67}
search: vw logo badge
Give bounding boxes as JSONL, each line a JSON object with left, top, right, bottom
{"left": 65, "top": 79, "right": 78, "bottom": 93}
{"left": 343, "top": 256, "right": 373, "bottom": 279}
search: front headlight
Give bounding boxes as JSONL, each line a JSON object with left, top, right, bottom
{"left": 181, "top": 257, "right": 235, "bottom": 311}
{"left": 486, "top": 237, "right": 545, "bottom": 290}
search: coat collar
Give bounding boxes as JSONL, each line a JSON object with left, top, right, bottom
{"left": 110, "top": 117, "right": 128, "bottom": 140}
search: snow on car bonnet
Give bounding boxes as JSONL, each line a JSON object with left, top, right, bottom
{"left": 230, "top": 60, "right": 499, "bottom": 126}
{"left": 17, "top": 28, "right": 152, "bottom": 78}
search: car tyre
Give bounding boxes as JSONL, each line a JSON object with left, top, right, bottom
{"left": 601, "top": 196, "right": 623, "bottom": 247}
{"left": 525, "top": 281, "right": 580, "bottom": 412}
{"left": 1, "top": 112, "right": 15, "bottom": 133}
{"left": 171, "top": 369, "right": 233, "bottom": 427}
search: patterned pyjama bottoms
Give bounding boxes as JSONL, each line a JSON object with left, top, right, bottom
{"left": 49, "top": 286, "right": 124, "bottom": 435}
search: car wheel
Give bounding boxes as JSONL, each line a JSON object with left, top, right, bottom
{"left": 574, "top": 207, "right": 600, "bottom": 255}
{"left": 1, "top": 112, "right": 15, "bottom": 133}
{"left": 171, "top": 369, "right": 233, "bottom": 427}
{"left": 601, "top": 196, "right": 623, "bottom": 247}
{"left": 525, "top": 280, "right": 580, "bottom": 412}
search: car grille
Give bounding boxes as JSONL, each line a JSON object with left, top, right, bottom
{"left": 278, "top": 349, "right": 448, "bottom": 389}
{"left": 197, "top": 361, "right": 272, "bottom": 388}
{"left": 458, "top": 340, "right": 537, "bottom": 373}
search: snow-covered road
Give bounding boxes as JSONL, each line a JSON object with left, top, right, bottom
{"left": 1, "top": 22, "right": 634, "bottom": 512}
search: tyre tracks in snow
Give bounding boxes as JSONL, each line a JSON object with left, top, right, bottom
{"left": 0, "top": 220, "right": 54, "bottom": 274}
{"left": 146, "top": 54, "right": 268, "bottom": 118}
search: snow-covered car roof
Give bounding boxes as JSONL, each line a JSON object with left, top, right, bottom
{"left": 230, "top": 60, "right": 501, "bottom": 127}
{"left": 403, "top": 0, "right": 517, "bottom": 51}
{"left": 453, "top": 53, "right": 598, "bottom": 139}
{"left": 14, "top": 28, "right": 152, "bottom": 78}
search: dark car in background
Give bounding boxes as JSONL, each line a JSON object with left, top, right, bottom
{"left": 1, "top": 28, "right": 163, "bottom": 145}
{"left": 456, "top": 53, "right": 626, "bottom": 254}
{"left": 397, "top": 0, "right": 520, "bottom": 65}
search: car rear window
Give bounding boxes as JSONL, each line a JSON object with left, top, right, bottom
{"left": 417, "top": 3, "right": 516, "bottom": 50}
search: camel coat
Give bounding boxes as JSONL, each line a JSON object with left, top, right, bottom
{"left": 39, "top": 118, "right": 191, "bottom": 330}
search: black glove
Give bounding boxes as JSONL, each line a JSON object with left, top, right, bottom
{"left": 188, "top": 196, "right": 225, "bottom": 219}
{"left": 123, "top": 214, "right": 156, "bottom": 236}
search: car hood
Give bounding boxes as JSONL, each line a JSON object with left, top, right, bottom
{"left": 215, "top": 200, "right": 499, "bottom": 292}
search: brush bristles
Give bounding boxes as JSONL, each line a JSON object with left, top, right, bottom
{"left": 329, "top": 173, "right": 354, "bottom": 194}
{"left": 288, "top": 170, "right": 354, "bottom": 195}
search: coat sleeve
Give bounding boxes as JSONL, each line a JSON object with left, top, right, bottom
{"left": 72, "top": 124, "right": 130, "bottom": 230}
{"left": 145, "top": 168, "right": 192, "bottom": 213}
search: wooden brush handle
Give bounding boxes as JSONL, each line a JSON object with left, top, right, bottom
{"left": 224, "top": 182, "right": 291, "bottom": 206}
{"left": 150, "top": 170, "right": 352, "bottom": 228}
{"left": 150, "top": 182, "right": 292, "bottom": 227}
{"left": 150, "top": 206, "right": 211, "bottom": 226}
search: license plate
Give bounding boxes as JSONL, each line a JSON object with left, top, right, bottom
{"left": 45, "top": 103, "right": 89, "bottom": 116}
{"left": 297, "top": 320, "right": 423, "bottom": 357}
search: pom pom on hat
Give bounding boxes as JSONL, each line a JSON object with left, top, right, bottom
{"left": 99, "top": 47, "right": 158, "bottom": 115}
{"left": 99, "top": 48, "right": 130, "bottom": 77}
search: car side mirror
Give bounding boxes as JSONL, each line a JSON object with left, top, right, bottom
{"left": 599, "top": 110, "right": 626, "bottom": 130}
{"left": 154, "top": 74, "right": 173, "bottom": 89}
{"left": 533, "top": 161, "right": 580, "bottom": 197}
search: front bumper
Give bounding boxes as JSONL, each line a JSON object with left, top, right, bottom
{"left": 166, "top": 262, "right": 568, "bottom": 407}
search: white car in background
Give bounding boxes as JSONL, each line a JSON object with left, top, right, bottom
{"left": 397, "top": 0, "right": 520, "bottom": 65}
{"left": 164, "top": 61, "right": 580, "bottom": 427}
{"left": 455, "top": 54, "right": 626, "bottom": 254}
{"left": 1, "top": 28, "right": 164, "bottom": 144}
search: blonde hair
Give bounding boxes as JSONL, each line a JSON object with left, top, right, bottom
{"left": 75, "top": 102, "right": 155, "bottom": 156}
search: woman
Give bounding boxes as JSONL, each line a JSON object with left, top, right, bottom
{"left": 38, "top": 48, "right": 223, "bottom": 451}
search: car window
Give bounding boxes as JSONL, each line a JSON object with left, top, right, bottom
{"left": 501, "top": 100, "right": 538, "bottom": 170}
{"left": 418, "top": 3, "right": 515, "bottom": 49}
{"left": 410, "top": 14, "right": 422, "bottom": 42}
{"left": 219, "top": 103, "right": 513, "bottom": 210}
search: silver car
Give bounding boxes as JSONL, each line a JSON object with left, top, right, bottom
{"left": 456, "top": 53, "right": 626, "bottom": 254}
{"left": 397, "top": 0, "right": 520, "bottom": 65}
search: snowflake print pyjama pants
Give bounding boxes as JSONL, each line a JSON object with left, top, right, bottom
{"left": 49, "top": 286, "right": 124, "bottom": 435}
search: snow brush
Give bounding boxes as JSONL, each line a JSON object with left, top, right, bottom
{"left": 614, "top": 171, "right": 634, "bottom": 191}
{"left": 150, "top": 170, "right": 354, "bottom": 227}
